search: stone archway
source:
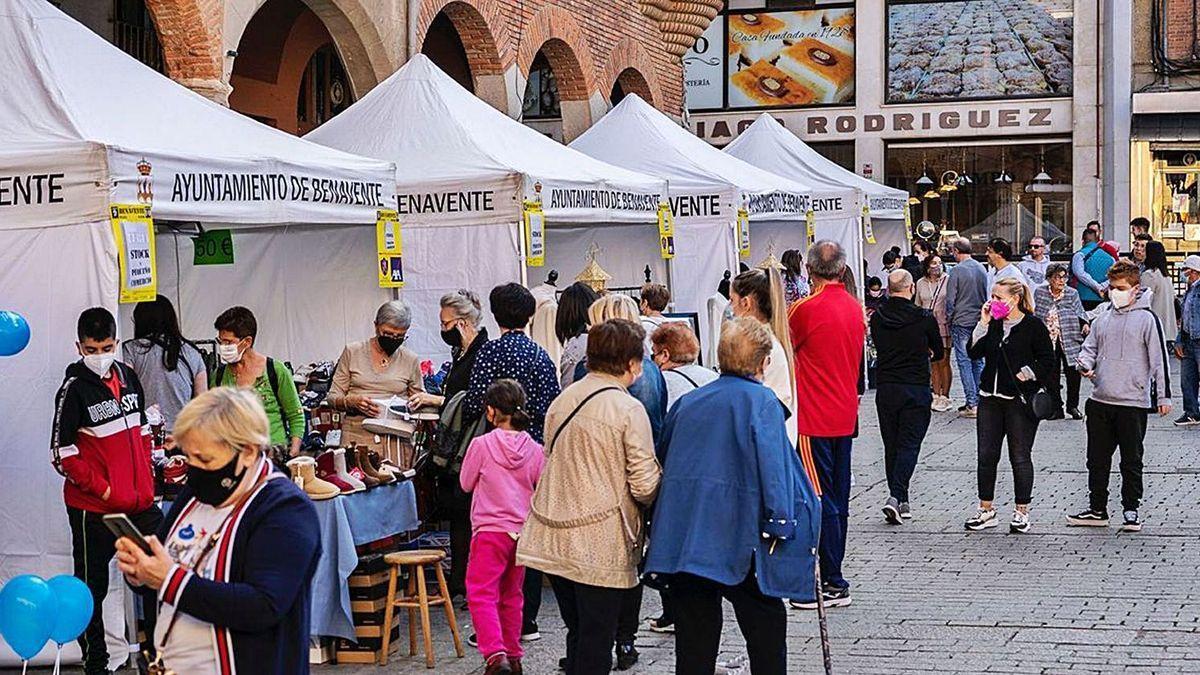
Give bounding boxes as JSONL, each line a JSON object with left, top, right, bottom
{"left": 517, "top": 6, "right": 598, "bottom": 142}
{"left": 601, "top": 37, "right": 664, "bottom": 108}
{"left": 224, "top": 0, "right": 391, "bottom": 101}
{"left": 611, "top": 67, "right": 654, "bottom": 106}
{"left": 417, "top": 0, "right": 510, "bottom": 111}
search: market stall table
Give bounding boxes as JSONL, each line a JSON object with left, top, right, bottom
{"left": 310, "top": 481, "right": 420, "bottom": 641}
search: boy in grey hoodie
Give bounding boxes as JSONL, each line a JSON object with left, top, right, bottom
{"left": 1068, "top": 261, "right": 1172, "bottom": 532}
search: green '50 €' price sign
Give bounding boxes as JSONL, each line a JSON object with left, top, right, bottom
{"left": 192, "top": 229, "right": 234, "bottom": 266}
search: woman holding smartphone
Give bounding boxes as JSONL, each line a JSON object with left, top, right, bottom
{"left": 964, "top": 277, "right": 1055, "bottom": 535}
{"left": 116, "top": 388, "right": 320, "bottom": 674}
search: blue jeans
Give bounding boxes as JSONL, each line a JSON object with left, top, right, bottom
{"left": 951, "top": 324, "right": 985, "bottom": 408}
{"left": 800, "top": 435, "right": 853, "bottom": 590}
{"left": 1182, "top": 338, "right": 1200, "bottom": 416}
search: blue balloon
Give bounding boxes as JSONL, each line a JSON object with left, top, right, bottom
{"left": 46, "top": 575, "right": 92, "bottom": 646}
{"left": 0, "top": 311, "right": 30, "bottom": 357}
{"left": 0, "top": 575, "right": 57, "bottom": 660}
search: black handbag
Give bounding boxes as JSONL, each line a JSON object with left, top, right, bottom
{"left": 999, "top": 342, "right": 1055, "bottom": 420}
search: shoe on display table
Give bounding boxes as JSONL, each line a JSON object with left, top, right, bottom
{"left": 316, "top": 450, "right": 360, "bottom": 494}
{"left": 285, "top": 456, "right": 340, "bottom": 501}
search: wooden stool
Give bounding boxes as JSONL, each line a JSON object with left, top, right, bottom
{"left": 378, "top": 549, "right": 464, "bottom": 668}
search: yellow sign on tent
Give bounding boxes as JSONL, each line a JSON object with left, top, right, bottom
{"left": 376, "top": 209, "right": 404, "bottom": 288}
{"left": 524, "top": 201, "right": 546, "bottom": 267}
{"left": 109, "top": 204, "right": 157, "bottom": 304}
{"left": 657, "top": 203, "right": 675, "bottom": 259}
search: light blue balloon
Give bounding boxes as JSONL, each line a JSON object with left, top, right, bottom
{"left": 46, "top": 575, "right": 92, "bottom": 646}
{"left": 0, "top": 575, "right": 57, "bottom": 660}
{"left": 0, "top": 311, "right": 30, "bottom": 357}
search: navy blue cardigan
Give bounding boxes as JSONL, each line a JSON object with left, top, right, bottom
{"left": 158, "top": 472, "right": 320, "bottom": 675}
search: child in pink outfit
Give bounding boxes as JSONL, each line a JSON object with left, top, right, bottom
{"left": 460, "top": 379, "right": 545, "bottom": 674}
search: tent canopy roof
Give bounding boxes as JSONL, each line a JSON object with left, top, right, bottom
{"left": 571, "top": 94, "right": 814, "bottom": 201}
{"left": 725, "top": 114, "right": 909, "bottom": 218}
{"left": 307, "top": 55, "right": 667, "bottom": 225}
{"left": 0, "top": 0, "right": 396, "bottom": 226}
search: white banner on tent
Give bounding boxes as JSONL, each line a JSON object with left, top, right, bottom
{"left": 394, "top": 174, "right": 521, "bottom": 227}
{"left": 742, "top": 189, "right": 813, "bottom": 221}
{"left": 108, "top": 149, "right": 396, "bottom": 225}
{"left": 867, "top": 194, "right": 908, "bottom": 219}
{"left": 0, "top": 143, "right": 109, "bottom": 229}
{"left": 666, "top": 189, "right": 737, "bottom": 227}
{"left": 527, "top": 177, "right": 662, "bottom": 225}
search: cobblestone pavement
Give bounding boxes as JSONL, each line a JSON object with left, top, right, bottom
{"left": 323, "top": 375, "right": 1200, "bottom": 674}
{"left": 21, "top": 378, "right": 1200, "bottom": 675}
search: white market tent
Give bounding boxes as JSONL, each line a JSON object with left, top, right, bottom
{"left": 307, "top": 55, "right": 668, "bottom": 358}
{"left": 0, "top": 0, "right": 396, "bottom": 663}
{"left": 725, "top": 114, "right": 911, "bottom": 279}
{"left": 570, "top": 94, "right": 830, "bottom": 351}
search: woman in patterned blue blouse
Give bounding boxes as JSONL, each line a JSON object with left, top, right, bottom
{"left": 462, "top": 282, "right": 562, "bottom": 641}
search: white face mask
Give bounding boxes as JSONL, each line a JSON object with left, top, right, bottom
{"left": 217, "top": 342, "right": 244, "bottom": 365}
{"left": 83, "top": 353, "right": 116, "bottom": 377}
{"left": 1109, "top": 288, "right": 1134, "bottom": 308}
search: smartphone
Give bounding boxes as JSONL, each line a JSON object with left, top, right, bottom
{"left": 102, "top": 514, "right": 152, "bottom": 555}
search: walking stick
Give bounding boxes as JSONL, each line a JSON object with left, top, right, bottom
{"left": 813, "top": 560, "right": 834, "bottom": 675}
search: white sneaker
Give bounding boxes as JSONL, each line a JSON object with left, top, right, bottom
{"left": 964, "top": 508, "right": 998, "bottom": 531}
{"left": 931, "top": 395, "right": 952, "bottom": 412}
{"left": 1010, "top": 510, "right": 1031, "bottom": 534}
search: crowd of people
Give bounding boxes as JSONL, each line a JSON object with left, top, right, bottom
{"left": 45, "top": 217, "right": 1200, "bottom": 674}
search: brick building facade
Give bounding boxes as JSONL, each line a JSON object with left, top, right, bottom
{"left": 62, "top": 0, "right": 720, "bottom": 140}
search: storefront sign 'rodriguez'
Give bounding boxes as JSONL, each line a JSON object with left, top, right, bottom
{"left": 693, "top": 105, "right": 1060, "bottom": 143}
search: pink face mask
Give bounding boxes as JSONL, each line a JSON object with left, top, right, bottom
{"left": 989, "top": 299, "right": 1012, "bottom": 320}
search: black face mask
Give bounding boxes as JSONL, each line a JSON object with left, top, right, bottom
{"left": 186, "top": 454, "right": 246, "bottom": 506}
{"left": 377, "top": 334, "right": 405, "bottom": 356}
{"left": 440, "top": 326, "right": 462, "bottom": 349}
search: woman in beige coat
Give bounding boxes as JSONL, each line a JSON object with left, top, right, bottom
{"left": 517, "top": 318, "right": 661, "bottom": 675}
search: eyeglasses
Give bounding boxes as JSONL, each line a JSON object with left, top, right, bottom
{"left": 1029, "top": 244, "right": 1044, "bottom": 249}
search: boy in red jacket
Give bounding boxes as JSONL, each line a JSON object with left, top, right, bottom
{"left": 52, "top": 307, "right": 162, "bottom": 674}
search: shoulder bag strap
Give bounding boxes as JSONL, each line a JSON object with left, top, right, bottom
{"left": 151, "top": 469, "right": 271, "bottom": 666}
{"left": 664, "top": 368, "right": 699, "bottom": 389}
{"left": 547, "top": 386, "right": 621, "bottom": 455}
{"left": 264, "top": 357, "right": 291, "bottom": 437}
{"left": 1140, "top": 307, "right": 1171, "bottom": 405}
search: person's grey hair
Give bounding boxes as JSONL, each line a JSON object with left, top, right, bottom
{"left": 718, "top": 317, "right": 773, "bottom": 377}
{"left": 440, "top": 289, "right": 484, "bottom": 328}
{"left": 1046, "top": 263, "right": 1069, "bottom": 280}
{"left": 374, "top": 300, "right": 412, "bottom": 329}
{"left": 806, "top": 239, "right": 847, "bottom": 281}
{"left": 952, "top": 237, "right": 973, "bottom": 255}
{"left": 887, "top": 269, "right": 913, "bottom": 295}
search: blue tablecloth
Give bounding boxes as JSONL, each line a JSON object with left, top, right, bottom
{"left": 310, "top": 481, "right": 420, "bottom": 641}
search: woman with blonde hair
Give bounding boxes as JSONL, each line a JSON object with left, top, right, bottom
{"left": 965, "top": 277, "right": 1055, "bottom": 534}
{"left": 116, "top": 388, "right": 320, "bottom": 674}
{"left": 729, "top": 268, "right": 796, "bottom": 428}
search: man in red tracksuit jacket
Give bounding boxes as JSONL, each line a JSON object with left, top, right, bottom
{"left": 51, "top": 308, "right": 162, "bottom": 675}
{"left": 788, "top": 240, "right": 867, "bottom": 611}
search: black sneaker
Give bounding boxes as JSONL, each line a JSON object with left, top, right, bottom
{"left": 1120, "top": 510, "right": 1142, "bottom": 532}
{"left": 789, "top": 584, "right": 852, "bottom": 609}
{"left": 1066, "top": 509, "right": 1109, "bottom": 527}
{"left": 1067, "top": 408, "right": 1083, "bottom": 420}
{"left": 467, "top": 633, "right": 478, "bottom": 648}
{"left": 520, "top": 621, "right": 540, "bottom": 642}
{"left": 647, "top": 614, "right": 674, "bottom": 633}
{"left": 964, "top": 508, "right": 998, "bottom": 531}
{"left": 558, "top": 656, "right": 567, "bottom": 671}
{"left": 615, "top": 643, "right": 639, "bottom": 670}
{"left": 899, "top": 502, "right": 913, "bottom": 520}
{"left": 1174, "top": 413, "right": 1200, "bottom": 427}
{"left": 882, "top": 497, "right": 902, "bottom": 525}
